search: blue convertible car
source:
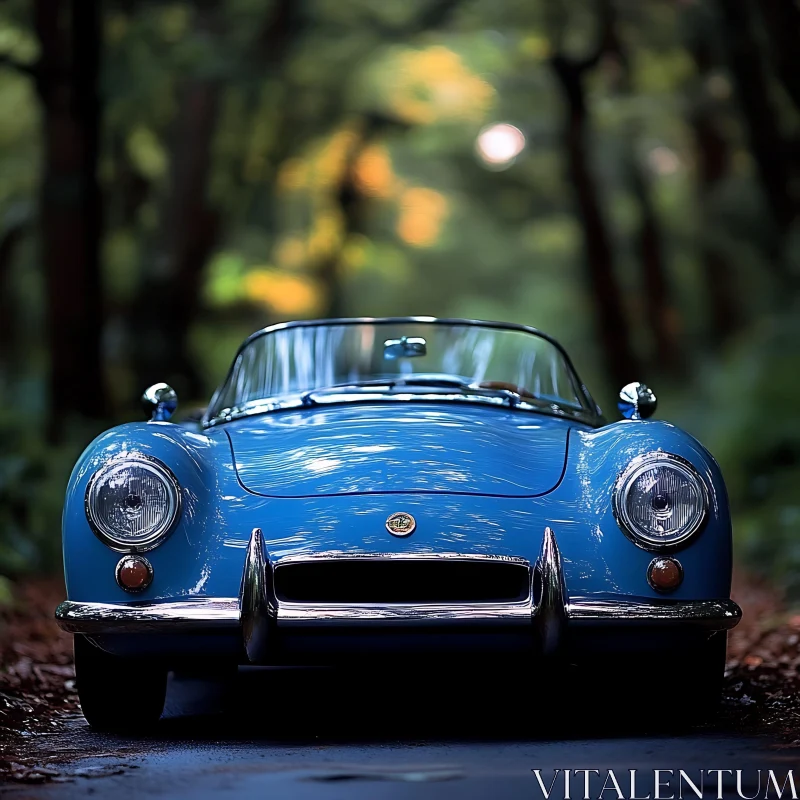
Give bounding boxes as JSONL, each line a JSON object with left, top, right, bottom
{"left": 56, "top": 317, "right": 741, "bottom": 730}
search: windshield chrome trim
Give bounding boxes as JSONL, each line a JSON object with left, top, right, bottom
{"left": 202, "top": 316, "right": 602, "bottom": 429}
{"left": 203, "top": 391, "right": 601, "bottom": 429}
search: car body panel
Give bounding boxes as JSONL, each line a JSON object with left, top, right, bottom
{"left": 225, "top": 404, "right": 571, "bottom": 498}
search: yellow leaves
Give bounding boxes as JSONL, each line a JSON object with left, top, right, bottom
{"left": 396, "top": 188, "right": 449, "bottom": 248}
{"left": 244, "top": 270, "right": 323, "bottom": 317}
{"left": 278, "top": 125, "right": 367, "bottom": 199}
{"left": 270, "top": 116, "right": 449, "bottom": 274}
{"left": 387, "top": 46, "right": 494, "bottom": 125}
{"left": 314, "top": 127, "right": 359, "bottom": 189}
{"left": 354, "top": 145, "right": 395, "bottom": 198}
{"left": 205, "top": 252, "right": 322, "bottom": 317}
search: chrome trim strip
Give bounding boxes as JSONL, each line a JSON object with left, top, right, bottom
{"left": 54, "top": 598, "right": 239, "bottom": 634}
{"left": 274, "top": 551, "right": 530, "bottom": 566}
{"left": 240, "top": 528, "right": 276, "bottom": 663}
{"left": 234, "top": 316, "right": 568, "bottom": 355}
{"left": 566, "top": 598, "right": 742, "bottom": 629}
{"left": 204, "top": 391, "right": 597, "bottom": 429}
{"left": 54, "top": 595, "right": 742, "bottom": 635}
{"left": 276, "top": 602, "right": 533, "bottom": 627}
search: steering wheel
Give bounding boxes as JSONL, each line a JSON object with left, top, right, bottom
{"left": 477, "top": 380, "right": 537, "bottom": 399}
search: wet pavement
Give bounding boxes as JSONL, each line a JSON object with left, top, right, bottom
{"left": 1, "top": 666, "right": 792, "bottom": 799}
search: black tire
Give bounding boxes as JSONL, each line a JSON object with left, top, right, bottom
{"left": 629, "top": 632, "right": 728, "bottom": 723}
{"left": 572, "top": 632, "right": 727, "bottom": 731}
{"left": 74, "top": 635, "right": 168, "bottom": 732}
{"left": 681, "top": 631, "right": 727, "bottom": 714}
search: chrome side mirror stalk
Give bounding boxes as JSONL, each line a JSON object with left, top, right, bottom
{"left": 618, "top": 382, "right": 657, "bottom": 420}
{"left": 142, "top": 383, "right": 178, "bottom": 422}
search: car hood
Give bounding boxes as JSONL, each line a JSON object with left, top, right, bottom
{"left": 222, "top": 403, "right": 572, "bottom": 498}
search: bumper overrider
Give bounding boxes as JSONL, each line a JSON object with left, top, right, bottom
{"left": 55, "top": 528, "right": 742, "bottom": 663}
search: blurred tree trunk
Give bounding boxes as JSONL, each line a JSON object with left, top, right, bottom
{"left": 317, "top": 133, "right": 361, "bottom": 320}
{"left": 0, "top": 220, "right": 26, "bottom": 379}
{"left": 718, "top": 0, "right": 797, "bottom": 271}
{"left": 550, "top": 52, "right": 642, "bottom": 389}
{"left": 628, "top": 162, "right": 680, "bottom": 371}
{"left": 129, "top": 80, "right": 220, "bottom": 401}
{"left": 691, "top": 114, "right": 739, "bottom": 344}
{"left": 686, "top": 23, "right": 741, "bottom": 346}
{"left": 33, "top": 0, "right": 106, "bottom": 434}
{"left": 758, "top": 0, "right": 800, "bottom": 116}
{"left": 598, "top": 1, "right": 681, "bottom": 374}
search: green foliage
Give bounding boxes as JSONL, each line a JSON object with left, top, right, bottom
{"left": 672, "top": 309, "right": 800, "bottom": 598}
{"left": 0, "top": 421, "right": 93, "bottom": 577}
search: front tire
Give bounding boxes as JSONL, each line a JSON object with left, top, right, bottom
{"left": 629, "top": 632, "right": 727, "bottom": 722}
{"left": 680, "top": 631, "right": 727, "bottom": 712}
{"left": 74, "top": 635, "right": 168, "bottom": 732}
{"left": 573, "top": 631, "right": 727, "bottom": 730}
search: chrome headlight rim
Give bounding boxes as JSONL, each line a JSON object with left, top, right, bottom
{"left": 612, "top": 451, "right": 709, "bottom": 553}
{"left": 85, "top": 453, "right": 182, "bottom": 553}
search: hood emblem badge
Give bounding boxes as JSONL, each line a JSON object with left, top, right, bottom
{"left": 386, "top": 512, "right": 416, "bottom": 537}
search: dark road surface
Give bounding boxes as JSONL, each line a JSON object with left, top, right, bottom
{"left": 3, "top": 667, "right": 788, "bottom": 799}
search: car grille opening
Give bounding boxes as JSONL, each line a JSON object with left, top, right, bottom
{"left": 274, "top": 559, "right": 530, "bottom": 604}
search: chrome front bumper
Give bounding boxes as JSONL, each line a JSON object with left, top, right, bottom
{"left": 55, "top": 528, "right": 742, "bottom": 660}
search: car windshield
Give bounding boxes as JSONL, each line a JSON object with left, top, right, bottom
{"left": 205, "top": 319, "right": 596, "bottom": 426}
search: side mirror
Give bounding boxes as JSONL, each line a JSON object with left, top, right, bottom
{"left": 142, "top": 383, "right": 178, "bottom": 422}
{"left": 618, "top": 382, "right": 657, "bottom": 420}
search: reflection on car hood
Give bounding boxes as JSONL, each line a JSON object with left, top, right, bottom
{"left": 223, "top": 403, "right": 573, "bottom": 498}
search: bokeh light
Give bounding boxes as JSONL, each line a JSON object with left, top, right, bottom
{"left": 475, "top": 123, "right": 526, "bottom": 168}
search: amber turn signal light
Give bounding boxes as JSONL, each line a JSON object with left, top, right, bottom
{"left": 647, "top": 557, "right": 683, "bottom": 592}
{"left": 115, "top": 555, "right": 153, "bottom": 593}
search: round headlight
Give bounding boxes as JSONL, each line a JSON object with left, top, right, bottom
{"left": 85, "top": 455, "right": 181, "bottom": 552}
{"left": 613, "top": 452, "right": 708, "bottom": 551}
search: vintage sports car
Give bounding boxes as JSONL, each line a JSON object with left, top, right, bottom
{"left": 56, "top": 317, "right": 741, "bottom": 730}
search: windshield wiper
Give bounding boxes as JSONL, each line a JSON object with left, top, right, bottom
{"left": 393, "top": 378, "right": 527, "bottom": 407}
{"left": 301, "top": 380, "right": 394, "bottom": 406}
{"left": 303, "top": 378, "right": 538, "bottom": 409}
{"left": 393, "top": 377, "right": 469, "bottom": 389}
